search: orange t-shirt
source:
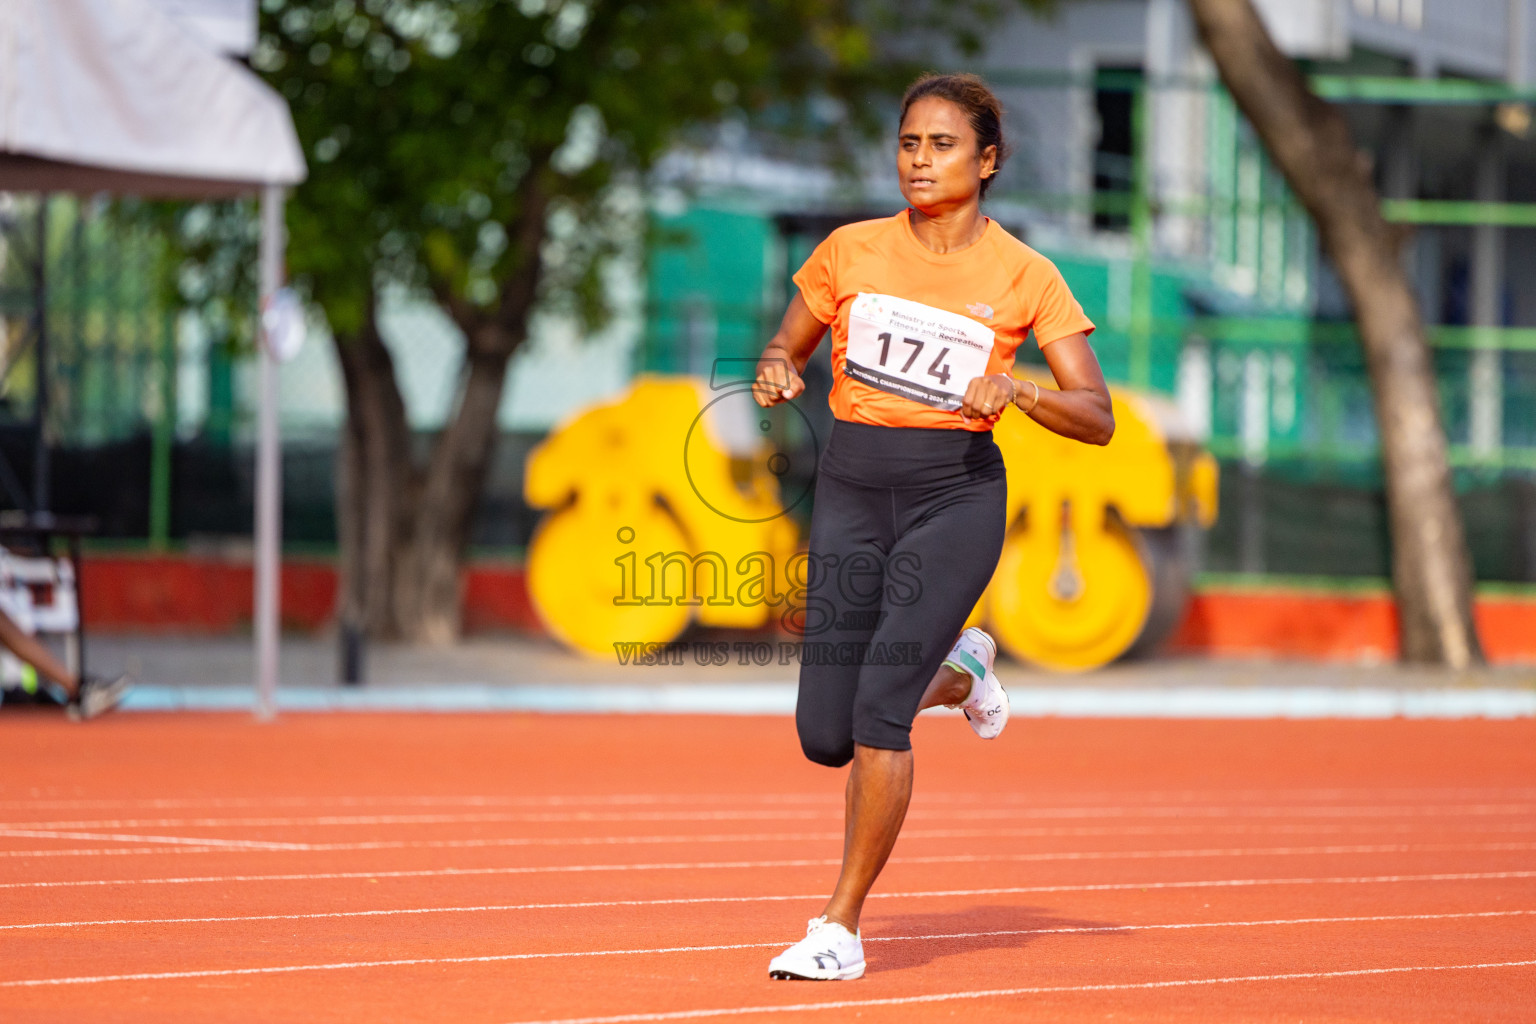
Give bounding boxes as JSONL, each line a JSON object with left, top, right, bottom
{"left": 792, "top": 209, "right": 1094, "bottom": 431}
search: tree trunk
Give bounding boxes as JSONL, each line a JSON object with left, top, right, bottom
{"left": 393, "top": 336, "right": 519, "bottom": 644}
{"left": 334, "top": 303, "right": 417, "bottom": 640}
{"left": 386, "top": 172, "right": 552, "bottom": 644}
{"left": 332, "top": 173, "right": 550, "bottom": 644}
{"left": 1185, "top": 0, "right": 1483, "bottom": 666}
{"left": 333, "top": 311, "right": 518, "bottom": 646}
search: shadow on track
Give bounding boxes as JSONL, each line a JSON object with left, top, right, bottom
{"left": 862, "top": 904, "right": 1125, "bottom": 973}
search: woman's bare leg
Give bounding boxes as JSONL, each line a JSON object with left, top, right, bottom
{"left": 0, "top": 608, "right": 78, "bottom": 697}
{"left": 817, "top": 637, "right": 981, "bottom": 932}
{"left": 915, "top": 628, "right": 979, "bottom": 711}
{"left": 917, "top": 663, "right": 972, "bottom": 710}
{"left": 819, "top": 743, "right": 912, "bottom": 933}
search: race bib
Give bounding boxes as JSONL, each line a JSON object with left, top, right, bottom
{"left": 844, "top": 293, "right": 995, "bottom": 410}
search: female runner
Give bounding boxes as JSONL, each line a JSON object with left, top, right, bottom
{"left": 753, "top": 73, "right": 1115, "bottom": 980}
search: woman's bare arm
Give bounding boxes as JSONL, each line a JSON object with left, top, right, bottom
{"left": 1017, "top": 333, "right": 1115, "bottom": 445}
{"left": 753, "top": 292, "right": 827, "bottom": 408}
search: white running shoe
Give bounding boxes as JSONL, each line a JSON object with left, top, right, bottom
{"left": 943, "top": 628, "right": 1010, "bottom": 740}
{"left": 67, "top": 674, "right": 132, "bottom": 721}
{"left": 768, "top": 916, "right": 865, "bottom": 980}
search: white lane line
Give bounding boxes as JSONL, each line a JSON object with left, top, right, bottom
{"left": 929, "top": 804, "right": 1536, "bottom": 821}
{"left": 4, "top": 803, "right": 1533, "bottom": 830}
{"left": 4, "top": 871, "right": 1534, "bottom": 931}
{"left": 503, "top": 960, "right": 1536, "bottom": 1024}
{"left": 3, "top": 822, "right": 1536, "bottom": 859}
{"left": 5, "top": 873, "right": 1533, "bottom": 935}
{"left": 0, "top": 828, "right": 937, "bottom": 855}
{"left": 0, "top": 794, "right": 837, "bottom": 812}
{"left": 0, "top": 858, "right": 854, "bottom": 894}
{"left": 0, "top": 811, "right": 833, "bottom": 830}
{"left": 8, "top": 849, "right": 1536, "bottom": 894}
{"left": 0, "top": 828, "right": 934, "bottom": 855}
{"left": 5, "top": 824, "right": 1536, "bottom": 859}
{"left": 11, "top": 839, "right": 1523, "bottom": 898}
{"left": 3, "top": 788, "right": 1534, "bottom": 813}
{"left": 2, "top": 910, "right": 1531, "bottom": 988}
{"left": 0, "top": 847, "right": 229, "bottom": 859}
{"left": 0, "top": 829, "right": 312, "bottom": 851}
{"left": 6, "top": 822, "right": 1536, "bottom": 860}
{"left": 0, "top": 857, "right": 852, "bottom": 891}
{"left": 12, "top": 908, "right": 1517, "bottom": 939}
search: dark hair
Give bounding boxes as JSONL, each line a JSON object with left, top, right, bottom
{"left": 899, "top": 73, "right": 1009, "bottom": 197}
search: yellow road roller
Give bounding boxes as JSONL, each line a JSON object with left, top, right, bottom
{"left": 980, "top": 375, "right": 1217, "bottom": 670}
{"left": 524, "top": 377, "right": 801, "bottom": 658}
{"left": 524, "top": 375, "right": 1215, "bottom": 669}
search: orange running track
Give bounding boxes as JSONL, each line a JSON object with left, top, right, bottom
{"left": 1, "top": 710, "right": 1534, "bottom": 1022}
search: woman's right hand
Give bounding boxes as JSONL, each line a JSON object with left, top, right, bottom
{"left": 754, "top": 292, "right": 825, "bottom": 407}
{"left": 754, "top": 346, "right": 806, "bottom": 407}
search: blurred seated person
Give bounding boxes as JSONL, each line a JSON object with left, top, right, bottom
{"left": 0, "top": 605, "right": 128, "bottom": 719}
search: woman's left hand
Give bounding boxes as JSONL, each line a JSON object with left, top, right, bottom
{"left": 959, "top": 373, "right": 1016, "bottom": 421}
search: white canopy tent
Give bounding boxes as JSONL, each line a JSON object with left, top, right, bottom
{"left": 0, "top": 0, "right": 307, "bottom": 715}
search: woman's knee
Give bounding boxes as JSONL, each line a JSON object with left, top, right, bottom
{"left": 797, "top": 720, "right": 855, "bottom": 767}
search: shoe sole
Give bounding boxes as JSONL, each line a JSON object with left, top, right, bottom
{"left": 769, "top": 962, "right": 865, "bottom": 981}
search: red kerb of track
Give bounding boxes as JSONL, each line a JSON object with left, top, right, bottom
{"left": 1, "top": 712, "right": 1533, "bottom": 1022}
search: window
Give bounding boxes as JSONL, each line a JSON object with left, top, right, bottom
{"left": 1092, "top": 66, "right": 1143, "bottom": 232}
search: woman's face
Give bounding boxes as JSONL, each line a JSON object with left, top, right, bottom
{"left": 897, "top": 96, "right": 996, "bottom": 214}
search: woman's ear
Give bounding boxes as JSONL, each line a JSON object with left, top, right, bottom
{"left": 979, "top": 144, "right": 998, "bottom": 179}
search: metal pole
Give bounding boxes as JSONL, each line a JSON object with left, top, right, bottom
{"left": 340, "top": 622, "right": 365, "bottom": 686}
{"left": 1128, "top": 80, "right": 1154, "bottom": 390}
{"left": 255, "top": 186, "right": 285, "bottom": 719}
{"left": 32, "top": 195, "right": 50, "bottom": 513}
{"left": 71, "top": 203, "right": 86, "bottom": 443}
{"left": 1469, "top": 126, "right": 1505, "bottom": 462}
{"left": 148, "top": 310, "right": 175, "bottom": 549}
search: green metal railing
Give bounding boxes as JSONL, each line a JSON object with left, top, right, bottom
{"left": 0, "top": 197, "right": 182, "bottom": 546}
{"left": 973, "top": 69, "right": 1536, "bottom": 485}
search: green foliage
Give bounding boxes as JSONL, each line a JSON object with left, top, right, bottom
{"left": 86, "top": 196, "right": 262, "bottom": 361}
{"left": 255, "top": 0, "right": 1052, "bottom": 338}
{"left": 156, "top": 199, "right": 262, "bottom": 353}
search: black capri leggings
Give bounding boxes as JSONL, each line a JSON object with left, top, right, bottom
{"left": 795, "top": 420, "right": 1007, "bottom": 767}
